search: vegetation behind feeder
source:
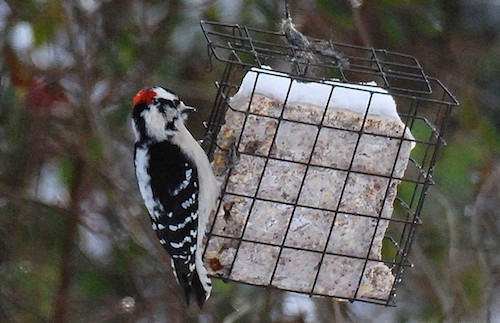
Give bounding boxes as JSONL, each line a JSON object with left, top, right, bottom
{"left": 200, "top": 21, "right": 458, "bottom": 306}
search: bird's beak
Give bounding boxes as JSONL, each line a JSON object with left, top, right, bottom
{"left": 179, "top": 103, "right": 196, "bottom": 119}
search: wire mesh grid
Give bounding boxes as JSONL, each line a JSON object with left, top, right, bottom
{"left": 200, "top": 21, "right": 459, "bottom": 306}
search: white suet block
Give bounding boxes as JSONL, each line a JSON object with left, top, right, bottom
{"left": 204, "top": 67, "right": 414, "bottom": 300}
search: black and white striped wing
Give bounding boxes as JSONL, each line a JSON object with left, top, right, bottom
{"left": 135, "top": 141, "right": 199, "bottom": 285}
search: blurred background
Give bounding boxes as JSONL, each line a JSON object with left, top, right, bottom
{"left": 0, "top": 0, "right": 498, "bottom": 322}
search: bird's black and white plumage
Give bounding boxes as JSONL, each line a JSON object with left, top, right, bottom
{"left": 132, "top": 87, "right": 218, "bottom": 307}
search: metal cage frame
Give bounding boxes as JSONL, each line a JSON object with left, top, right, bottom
{"left": 200, "top": 20, "right": 459, "bottom": 306}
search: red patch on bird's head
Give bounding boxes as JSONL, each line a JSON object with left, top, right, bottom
{"left": 133, "top": 89, "right": 156, "bottom": 107}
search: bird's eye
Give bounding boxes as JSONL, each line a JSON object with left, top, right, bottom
{"left": 157, "top": 98, "right": 179, "bottom": 110}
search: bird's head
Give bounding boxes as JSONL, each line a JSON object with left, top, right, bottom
{"left": 132, "top": 87, "right": 195, "bottom": 143}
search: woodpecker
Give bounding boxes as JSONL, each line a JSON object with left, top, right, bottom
{"left": 132, "top": 86, "right": 218, "bottom": 307}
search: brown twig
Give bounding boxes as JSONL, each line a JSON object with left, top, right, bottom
{"left": 349, "top": 0, "right": 372, "bottom": 47}
{"left": 53, "top": 157, "right": 87, "bottom": 323}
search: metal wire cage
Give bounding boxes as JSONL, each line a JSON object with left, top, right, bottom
{"left": 200, "top": 20, "right": 459, "bottom": 306}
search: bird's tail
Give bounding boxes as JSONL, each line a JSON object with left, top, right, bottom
{"left": 172, "top": 260, "right": 212, "bottom": 308}
{"left": 191, "top": 269, "right": 210, "bottom": 307}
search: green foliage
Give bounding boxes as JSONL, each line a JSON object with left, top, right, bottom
{"left": 59, "top": 156, "right": 75, "bottom": 188}
{"left": 87, "top": 135, "right": 103, "bottom": 161}
{"left": 31, "top": 0, "right": 64, "bottom": 46}
{"left": 436, "top": 137, "right": 481, "bottom": 196}
{"left": 411, "top": 13, "right": 440, "bottom": 39}
{"left": 316, "top": 0, "right": 353, "bottom": 28}
{"left": 78, "top": 270, "right": 110, "bottom": 298}
{"left": 116, "top": 31, "right": 139, "bottom": 73}
{"left": 3, "top": 260, "right": 57, "bottom": 320}
{"left": 459, "top": 268, "right": 484, "bottom": 309}
{"left": 378, "top": 9, "right": 406, "bottom": 45}
{"left": 435, "top": 100, "right": 499, "bottom": 201}
{"left": 204, "top": 5, "right": 220, "bottom": 22}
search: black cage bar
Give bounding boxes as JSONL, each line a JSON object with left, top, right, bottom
{"left": 200, "top": 21, "right": 459, "bottom": 306}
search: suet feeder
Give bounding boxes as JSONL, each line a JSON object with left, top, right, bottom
{"left": 199, "top": 20, "right": 458, "bottom": 306}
